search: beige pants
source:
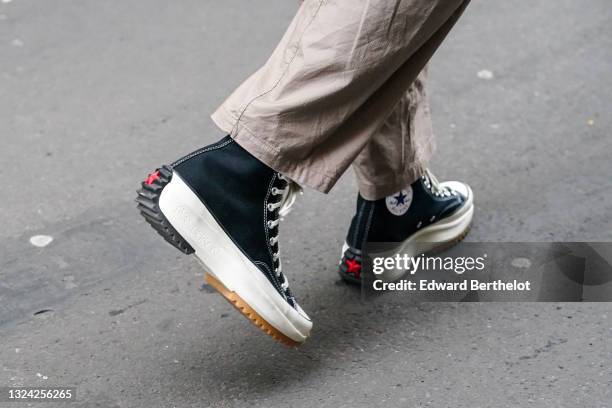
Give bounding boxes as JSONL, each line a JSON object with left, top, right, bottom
{"left": 212, "top": 0, "right": 470, "bottom": 200}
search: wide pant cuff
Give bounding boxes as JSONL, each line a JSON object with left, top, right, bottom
{"left": 356, "top": 164, "right": 426, "bottom": 201}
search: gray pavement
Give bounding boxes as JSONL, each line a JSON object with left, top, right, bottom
{"left": 1, "top": 0, "right": 611, "bottom": 407}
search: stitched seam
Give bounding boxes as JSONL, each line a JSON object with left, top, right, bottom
{"left": 229, "top": 0, "right": 325, "bottom": 136}
{"left": 171, "top": 139, "right": 233, "bottom": 167}
{"left": 219, "top": 106, "right": 281, "bottom": 154}
{"left": 357, "top": 164, "right": 424, "bottom": 188}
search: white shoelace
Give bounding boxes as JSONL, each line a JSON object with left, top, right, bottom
{"left": 266, "top": 174, "right": 302, "bottom": 291}
{"left": 422, "top": 168, "right": 457, "bottom": 197}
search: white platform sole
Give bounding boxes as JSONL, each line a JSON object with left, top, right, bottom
{"left": 157, "top": 172, "right": 312, "bottom": 345}
{"left": 342, "top": 183, "right": 474, "bottom": 282}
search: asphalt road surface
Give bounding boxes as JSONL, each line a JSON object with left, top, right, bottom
{"left": 1, "top": 1, "right": 611, "bottom": 407}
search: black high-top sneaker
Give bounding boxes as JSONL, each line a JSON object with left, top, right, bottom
{"left": 136, "top": 136, "right": 312, "bottom": 346}
{"left": 339, "top": 169, "right": 474, "bottom": 284}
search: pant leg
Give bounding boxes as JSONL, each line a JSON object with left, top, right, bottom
{"left": 211, "top": 0, "right": 469, "bottom": 198}
{"left": 352, "top": 67, "right": 434, "bottom": 199}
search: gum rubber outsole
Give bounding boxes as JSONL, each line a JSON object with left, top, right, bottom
{"left": 136, "top": 166, "right": 301, "bottom": 347}
{"left": 339, "top": 223, "right": 473, "bottom": 285}
{"left": 205, "top": 273, "right": 301, "bottom": 347}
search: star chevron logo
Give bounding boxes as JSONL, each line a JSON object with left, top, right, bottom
{"left": 393, "top": 191, "right": 408, "bottom": 205}
{"left": 385, "top": 187, "right": 413, "bottom": 216}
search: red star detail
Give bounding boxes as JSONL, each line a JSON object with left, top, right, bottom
{"left": 345, "top": 258, "right": 361, "bottom": 279}
{"left": 145, "top": 170, "right": 160, "bottom": 185}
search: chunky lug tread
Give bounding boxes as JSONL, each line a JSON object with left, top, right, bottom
{"left": 205, "top": 273, "right": 301, "bottom": 347}
{"left": 136, "top": 165, "right": 195, "bottom": 255}
{"left": 137, "top": 164, "right": 304, "bottom": 347}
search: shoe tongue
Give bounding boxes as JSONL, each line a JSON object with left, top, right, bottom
{"left": 278, "top": 178, "right": 302, "bottom": 217}
{"left": 423, "top": 169, "right": 450, "bottom": 196}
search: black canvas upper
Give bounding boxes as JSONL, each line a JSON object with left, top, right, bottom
{"left": 172, "top": 136, "right": 295, "bottom": 305}
{"left": 346, "top": 175, "right": 466, "bottom": 251}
